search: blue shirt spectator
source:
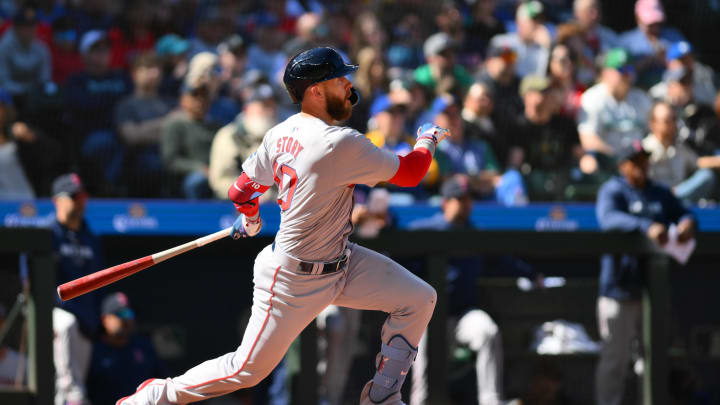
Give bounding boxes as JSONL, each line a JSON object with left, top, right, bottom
{"left": 618, "top": 0, "right": 685, "bottom": 88}
{"left": 596, "top": 142, "right": 696, "bottom": 300}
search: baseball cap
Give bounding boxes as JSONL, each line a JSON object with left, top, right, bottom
{"left": 516, "top": 0, "right": 545, "bottom": 20}
{"left": 519, "top": 75, "right": 551, "bottom": 96}
{"left": 616, "top": 139, "right": 650, "bottom": 163}
{"left": 666, "top": 41, "right": 693, "bottom": 62}
{"left": 13, "top": 7, "right": 38, "bottom": 25}
{"left": 101, "top": 292, "right": 135, "bottom": 319}
{"left": 428, "top": 93, "right": 457, "bottom": 118}
{"left": 217, "top": 34, "right": 245, "bottom": 55}
{"left": 246, "top": 84, "right": 276, "bottom": 104}
{"left": 52, "top": 173, "right": 84, "bottom": 197}
{"left": 635, "top": 0, "right": 665, "bottom": 25}
{"left": 155, "top": 34, "right": 189, "bottom": 56}
{"left": 441, "top": 174, "right": 471, "bottom": 199}
{"left": 603, "top": 48, "right": 634, "bottom": 73}
{"left": 370, "top": 94, "right": 408, "bottom": 117}
{"left": 424, "top": 32, "right": 456, "bottom": 58}
{"left": 79, "top": 30, "right": 108, "bottom": 54}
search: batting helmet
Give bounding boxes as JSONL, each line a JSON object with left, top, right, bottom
{"left": 283, "top": 47, "right": 359, "bottom": 104}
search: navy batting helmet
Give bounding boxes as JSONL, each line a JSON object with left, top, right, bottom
{"left": 283, "top": 47, "right": 359, "bottom": 104}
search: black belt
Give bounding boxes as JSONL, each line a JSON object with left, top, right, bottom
{"left": 272, "top": 242, "right": 348, "bottom": 275}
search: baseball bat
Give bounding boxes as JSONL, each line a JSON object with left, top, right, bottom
{"left": 57, "top": 227, "right": 232, "bottom": 301}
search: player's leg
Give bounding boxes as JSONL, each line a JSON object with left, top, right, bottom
{"left": 332, "top": 243, "right": 436, "bottom": 404}
{"left": 117, "top": 245, "right": 345, "bottom": 404}
{"left": 53, "top": 308, "right": 92, "bottom": 405}
{"left": 595, "top": 296, "right": 641, "bottom": 405}
{"left": 455, "top": 309, "right": 503, "bottom": 405}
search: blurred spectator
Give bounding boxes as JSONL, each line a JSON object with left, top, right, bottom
{"left": 187, "top": 6, "right": 233, "bottom": 58}
{"left": 595, "top": 141, "right": 696, "bottom": 405}
{"left": 650, "top": 66, "right": 718, "bottom": 162}
{"left": 506, "top": 75, "right": 582, "bottom": 201}
{"left": 350, "top": 11, "right": 387, "bottom": 59}
{"left": 366, "top": 94, "right": 413, "bottom": 155}
{"left": 408, "top": 175, "right": 537, "bottom": 405}
{"left": 316, "top": 305, "right": 362, "bottom": 405}
{"left": 87, "top": 292, "right": 166, "bottom": 405}
{"left": 50, "top": 173, "right": 103, "bottom": 405}
{"left": 0, "top": 7, "right": 51, "bottom": 102}
{"left": 572, "top": 0, "right": 619, "bottom": 72}
{"left": 476, "top": 43, "right": 523, "bottom": 126}
{"left": 49, "top": 16, "right": 83, "bottom": 84}
{"left": 65, "top": 30, "right": 131, "bottom": 194}
{"left": 385, "top": 13, "right": 424, "bottom": 70}
{"left": 414, "top": 32, "right": 473, "bottom": 97}
{"left": 0, "top": 302, "right": 26, "bottom": 387}
{"left": 618, "top": 0, "right": 685, "bottom": 89}
{"left": 107, "top": 0, "right": 156, "bottom": 69}
{"left": 347, "top": 47, "right": 388, "bottom": 133}
{"left": 209, "top": 84, "right": 278, "bottom": 199}
{"left": 155, "top": 34, "right": 190, "bottom": 101}
{"left": 434, "top": 94, "right": 526, "bottom": 205}
{"left": 161, "top": 83, "right": 219, "bottom": 199}
{"left": 554, "top": 23, "right": 598, "bottom": 88}
{"left": 547, "top": 41, "right": 586, "bottom": 119}
{"left": 283, "top": 12, "right": 326, "bottom": 57}
{"left": 577, "top": 48, "right": 651, "bottom": 171}
{"left": 462, "top": 82, "right": 507, "bottom": 168}
{"left": 643, "top": 101, "right": 718, "bottom": 202}
{"left": 0, "top": 88, "right": 64, "bottom": 198}
{"left": 217, "top": 34, "right": 248, "bottom": 101}
{"left": 463, "top": 0, "right": 505, "bottom": 64}
{"left": 114, "top": 52, "right": 170, "bottom": 197}
{"left": 434, "top": 1, "right": 465, "bottom": 55}
{"left": 649, "top": 41, "right": 718, "bottom": 106}
{"left": 489, "top": 0, "right": 551, "bottom": 78}
{"left": 246, "top": 22, "right": 287, "bottom": 88}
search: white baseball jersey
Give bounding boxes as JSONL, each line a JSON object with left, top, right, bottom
{"left": 243, "top": 112, "right": 400, "bottom": 261}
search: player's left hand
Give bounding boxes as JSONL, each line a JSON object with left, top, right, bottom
{"left": 416, "top": 123, "right": 451, "bottom": 144}
{"left": 231, "top": 214, "right": 263, "bottom": 239}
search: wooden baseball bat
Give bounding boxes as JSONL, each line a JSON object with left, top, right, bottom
{"left": 57, "top": 227, "right": 232, "bottom": 301}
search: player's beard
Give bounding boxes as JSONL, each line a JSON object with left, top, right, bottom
{"left": 326, "top": 92, "right": 352, "bottom": 122}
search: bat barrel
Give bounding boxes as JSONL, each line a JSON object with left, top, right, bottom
{"left": 57, "top": 256, "right": 155, "bottom": 301}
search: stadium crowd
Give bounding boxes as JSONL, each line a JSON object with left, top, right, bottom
{"left": 0, "top": 0, "right": 718, "bottom": 205}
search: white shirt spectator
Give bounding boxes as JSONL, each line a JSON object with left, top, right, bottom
{"left": 642, "top": 133, "right": 698, "bottom": 188}
{"left": 577, "top": 83, "right": 652, "bottom": 153}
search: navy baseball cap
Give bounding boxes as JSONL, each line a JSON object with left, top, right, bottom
{"left": 52, "top": 173, "right": 84, "bottom": 197}
{"left": 101, "top": 292, "right": 135, "bottom": 319}
{"left": 616, "top": 140, "right": 650, "bottom": 163}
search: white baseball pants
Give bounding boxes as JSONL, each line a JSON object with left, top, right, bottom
{"left": 595, "top": 296, "right": 642, "bottom": 405}
{"left": 118, "top": 242, "right": 436, "bottom": 404}
{"left": 410, "top": 309, "right": 504, "bottom": 405}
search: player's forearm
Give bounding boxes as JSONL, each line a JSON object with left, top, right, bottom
{"left": 227, "top": 172, "right": 271, "bottom": 217}
{"left": 387, "top": 139, "right": 435, "bottom": 187}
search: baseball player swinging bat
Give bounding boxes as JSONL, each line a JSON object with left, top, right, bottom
{"left": 57, "top": 227, "right": 232, "bottom": 301}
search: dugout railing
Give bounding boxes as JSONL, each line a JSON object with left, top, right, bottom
{"left": 2, "top": 228, "right": 719, "bottom": 405}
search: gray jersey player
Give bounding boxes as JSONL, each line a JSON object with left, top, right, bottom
{"left": 116, "top": 47, "right": 450, "bottom": 405}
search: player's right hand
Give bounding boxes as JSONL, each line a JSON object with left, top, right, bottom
{"left": 231, "top": 214, "right": 263, "bottom": 239}
{"left": 416, "top": 123, "right": 451, "bottom": 145}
